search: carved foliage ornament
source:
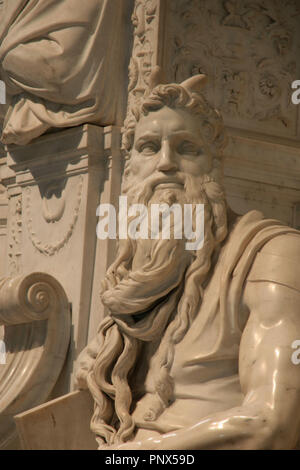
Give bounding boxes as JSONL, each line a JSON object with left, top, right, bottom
{"left": 164, "top": 0, "right": 300, "bottom": 137}
{"left": 126, "top": 0, "right": 159, "bottom": 130}
{"left": 8, "top": 194, "right": 22, "bottom": 276}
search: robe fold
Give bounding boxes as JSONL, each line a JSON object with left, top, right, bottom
{"left": 0, "top": 0, "right": 132, "bottom": 145}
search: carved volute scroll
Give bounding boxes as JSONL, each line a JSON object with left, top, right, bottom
{"left": 0, "top": 272, "right": 71, "bottom": 449}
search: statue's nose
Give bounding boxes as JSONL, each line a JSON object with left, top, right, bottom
{"left": 156, "top": 141, "right": 177, "bottom": 172}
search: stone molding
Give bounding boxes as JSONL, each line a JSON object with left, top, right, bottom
{"left": 0, "top": 272, "right": 71, "bottom": 450}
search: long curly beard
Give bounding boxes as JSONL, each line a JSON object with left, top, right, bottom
{"left": 76, "top": 171, "right": 228, "bottom": 447}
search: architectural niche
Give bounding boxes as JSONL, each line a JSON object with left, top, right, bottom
{"left": 0, "top": 0, "right": 299, "bottom": 451}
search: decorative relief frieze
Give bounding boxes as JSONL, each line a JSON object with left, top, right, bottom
{"left": 125, "top": 0, "right": 161, "bottom": 129}
{"left": 25, "top": 175, "right": 83, "bottom": 257}
{"left": 129, "top": 0, "right": 158, "bottom": 96}
{"left": 164, "top": 0, "right": 300, "bottom": 138}
{"left": 8, "top": 195, "right": 22, "bottom": 275}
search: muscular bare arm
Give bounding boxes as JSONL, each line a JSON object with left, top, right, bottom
{"left": 115, "top": 234, "right": 300, "bottom": 450}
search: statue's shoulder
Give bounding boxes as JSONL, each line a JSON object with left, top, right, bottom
{"left": 259, "top": 231, "right": 300, "bottom": 259}
{"left": 246, "top": 225, "right": 300, "bottom": 293}
{"left": 225, "top": 209, "right": 300, "bottom": 292}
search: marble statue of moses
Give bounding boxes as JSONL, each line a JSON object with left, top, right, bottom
{"left": 76, "top": 74, "right": 300, "bottom": 450}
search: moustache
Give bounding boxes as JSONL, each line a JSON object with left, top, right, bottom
{"left": 125, "top": 172, "right": 203, "bottom": 206}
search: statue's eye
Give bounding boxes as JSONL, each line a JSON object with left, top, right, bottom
{"left": 178, "top": 141, "right": 202, "bottom": 156}
{"left": 139, "top": 141, "right": 160, "bottom": 155}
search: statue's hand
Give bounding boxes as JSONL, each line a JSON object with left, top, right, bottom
{"left": 113, "top": 441, "right": 143, "bottom": 450}
{"left": 101, "top": 438, "right": 157, "bottom": 450}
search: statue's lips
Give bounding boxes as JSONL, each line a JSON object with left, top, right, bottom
{"left": 153, "top": 180, "right": 184, "bottom": 190}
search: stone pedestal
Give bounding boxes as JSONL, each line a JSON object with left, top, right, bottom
{"left": 15, "top": 391, "right": 97, "bottom": 450}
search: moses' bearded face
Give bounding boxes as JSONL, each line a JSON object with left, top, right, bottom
{"left": 102, "top": 105, "right": 227, "bottom": 321}
{"left": 125, "top": 105, "right": 214, "bottom": 201}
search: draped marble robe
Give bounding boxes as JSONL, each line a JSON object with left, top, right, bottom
{"left": 0, "top": 0, "right": 132, "bottom": 145}
{"left": 76, "top": 209, "right": 300, "bottom": 443}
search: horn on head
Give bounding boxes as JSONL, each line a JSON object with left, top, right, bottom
{"left": 180, "top": 74, "right": 208, "bottom": 93}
